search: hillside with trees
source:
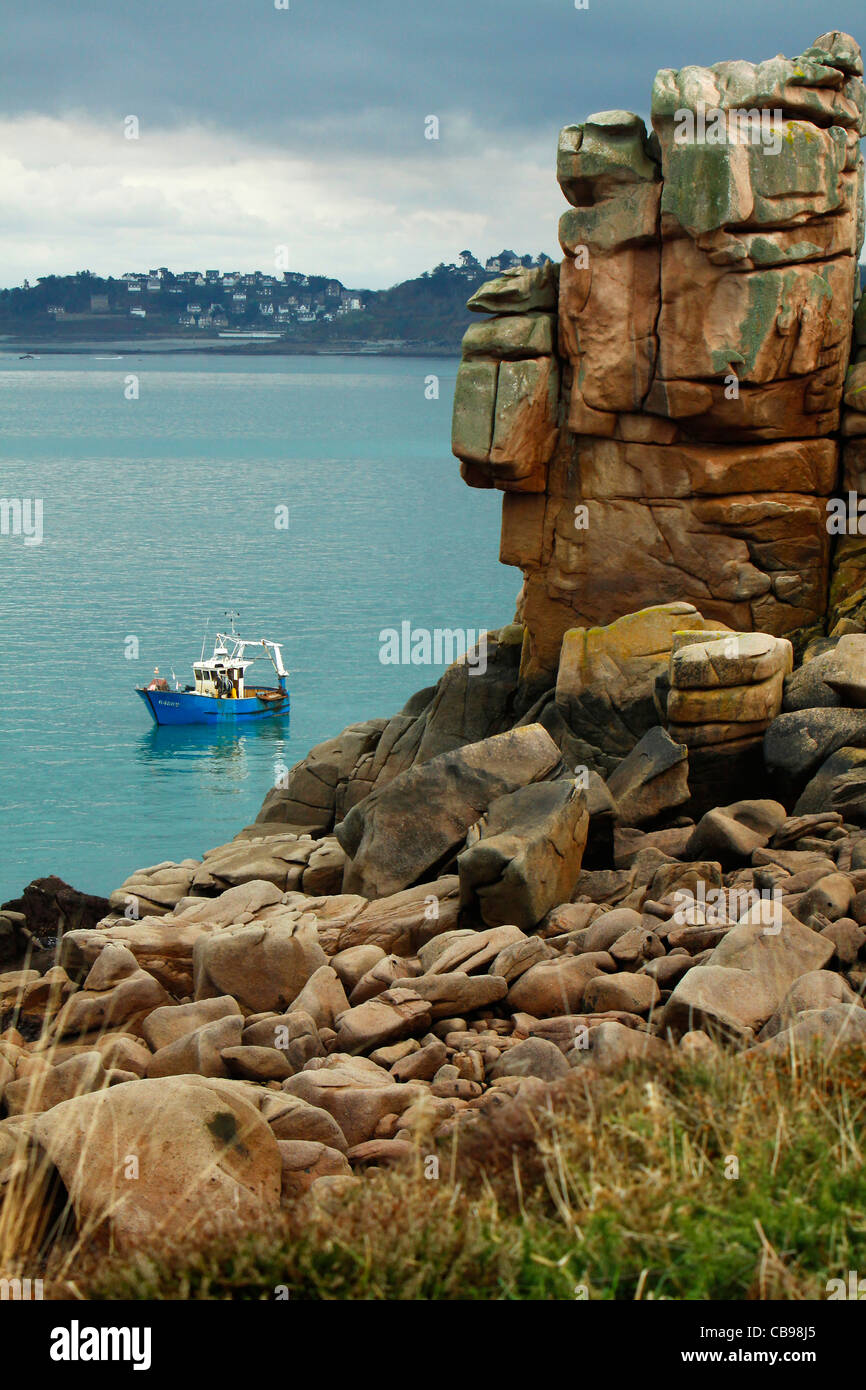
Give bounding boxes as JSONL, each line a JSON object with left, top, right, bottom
{"left": 0, "top": 251, "right": 553, "bottom": 352}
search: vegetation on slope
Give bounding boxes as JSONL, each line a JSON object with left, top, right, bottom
{"left": 60, "top": 1047, "right": 866, "bottom": 1301}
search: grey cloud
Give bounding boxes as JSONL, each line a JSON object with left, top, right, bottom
{"left": 5, "top": 0, "right": 866, "bottom": 153}
{"left": 1, "top": 1, "right": 863, "bottom": 287}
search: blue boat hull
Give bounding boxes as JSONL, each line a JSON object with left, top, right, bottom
{"left": 137, "top": 688, "right": 290, "bottom": 725}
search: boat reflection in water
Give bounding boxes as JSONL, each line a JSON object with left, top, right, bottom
{"left": 136, "top": 717, "right": 290, "bottom": 791}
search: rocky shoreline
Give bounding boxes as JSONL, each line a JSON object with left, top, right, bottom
{"left": 3, "top": 26, "right": 866, "bottom": 1276}
{"left": 4, "top": 604, "right": 866, "bottom": 1258}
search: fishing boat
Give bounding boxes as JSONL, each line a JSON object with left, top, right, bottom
{"left": 136, "top": 614, "right": 290, "bottom": 725}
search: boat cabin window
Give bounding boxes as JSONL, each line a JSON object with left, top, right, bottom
{"left": 191, "top": 661, "right": 246, "bottom": 697}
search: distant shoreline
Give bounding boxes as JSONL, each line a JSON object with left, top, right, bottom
{"left": 0, "top": 337, "right": 461, "bottom": 358}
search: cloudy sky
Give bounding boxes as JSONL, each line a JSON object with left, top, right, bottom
{"left": 1, "top": 0, "right": 864, "bottom": 288}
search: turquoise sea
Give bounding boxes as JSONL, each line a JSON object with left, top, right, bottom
{"left": 0, "top": 353, "right": 516, "bottom": 903}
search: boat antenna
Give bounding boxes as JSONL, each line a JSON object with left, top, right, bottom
{"left": 200, "top": 618, "right": 209, "bottom": 663}
{"left": 225, "top": 609, "right": 239, "bottom": 637}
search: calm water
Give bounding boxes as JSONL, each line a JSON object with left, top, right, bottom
{"left": 0, "top": 353, "right": 516, "bottom": 903}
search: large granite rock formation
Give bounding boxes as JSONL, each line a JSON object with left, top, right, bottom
{"left": 453, "top": 31, "right": 866, "bottom": 688}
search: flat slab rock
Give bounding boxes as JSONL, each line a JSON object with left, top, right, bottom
{"left": 337, "top": 724, "right": 564, "bottom": 900}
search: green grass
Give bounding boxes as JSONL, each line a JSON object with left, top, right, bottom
{"left": 68, "top": 1047, "right": 866, "bottom": 1301}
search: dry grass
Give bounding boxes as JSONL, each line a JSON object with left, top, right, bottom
{"left": 45, "top": 1045, "right": 866, "bottom": 1301}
